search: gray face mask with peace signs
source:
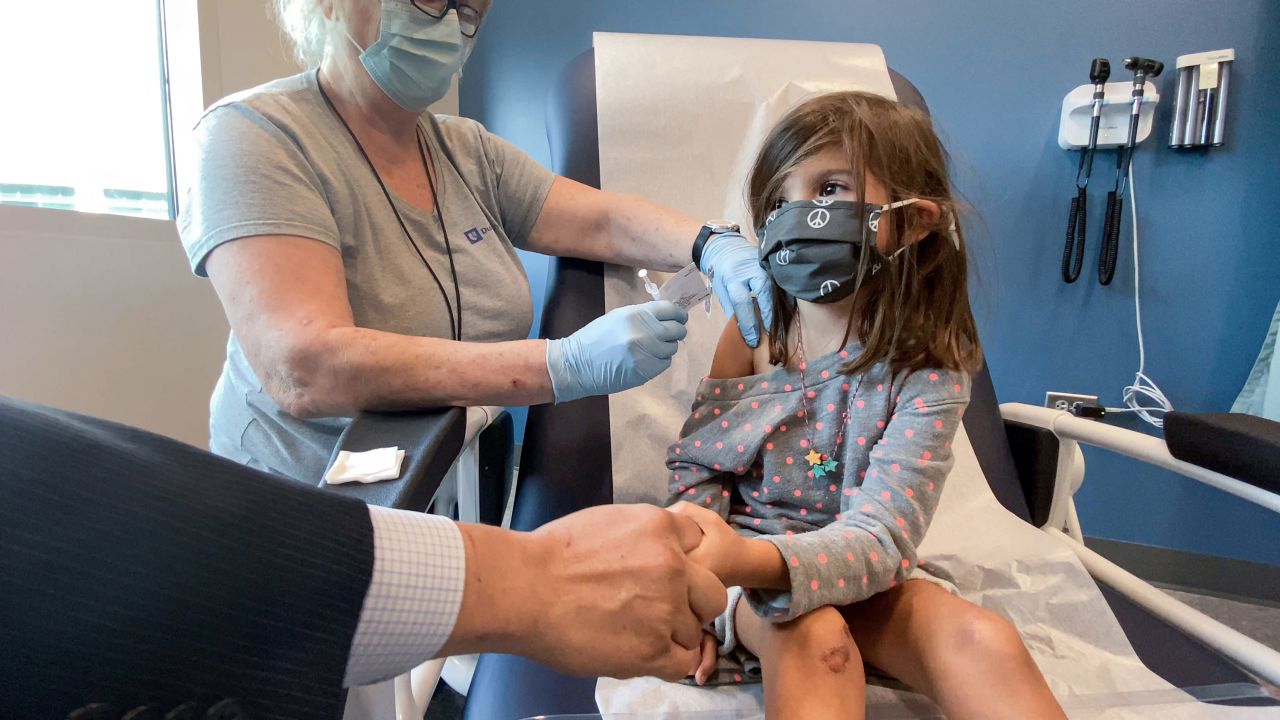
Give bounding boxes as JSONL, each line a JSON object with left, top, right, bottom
{"left": 757, "top": 198, "right": 925, "bottom": 303}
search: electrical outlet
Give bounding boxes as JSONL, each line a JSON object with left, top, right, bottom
{"left": 1045, "top": 391, "right": 1099, "bottom": 413}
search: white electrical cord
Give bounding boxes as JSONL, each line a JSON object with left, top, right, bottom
{"left": 1105, "top": 163, "right": 1174, "bottom": 427}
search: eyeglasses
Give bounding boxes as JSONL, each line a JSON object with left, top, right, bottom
{"left": 410, "top": 0, "right": 491, "bottom": 38}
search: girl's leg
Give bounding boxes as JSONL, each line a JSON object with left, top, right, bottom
{"left": 840, "top": 580, "right": 1066, "bottom": 720}
{"left": 735, "top": 601, "right": 866, "bottom": 720}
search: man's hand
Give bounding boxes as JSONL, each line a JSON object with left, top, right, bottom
{"left": 445, "top": 504, "right": 727, "bottom": 681}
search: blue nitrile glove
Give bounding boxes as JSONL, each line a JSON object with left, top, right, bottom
{"left": 698, "top": 232, "right": 775, "bottom": 348}
{"left": 545, "top": 300, "right": 689, "bottom": 404}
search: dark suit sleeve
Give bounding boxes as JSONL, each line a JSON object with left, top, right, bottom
{"left": 0, "top": 396, "right": 375, "bottom": 720}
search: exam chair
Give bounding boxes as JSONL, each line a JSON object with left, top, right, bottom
{"left": 460, "top": 49, "right": 1280, "bottom": 719}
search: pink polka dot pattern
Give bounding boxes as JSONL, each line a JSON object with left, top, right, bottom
{"left": 811, "top": 580, "right": 820, "bottom": 590}
{"left": 838, "top": 578, "right": 846, "bottom": 588}
{"left": 929, "top": 372, "right": 939, "bottom": 382}
{"left": 790, "top": 556, "right": 800, "bottom": 567}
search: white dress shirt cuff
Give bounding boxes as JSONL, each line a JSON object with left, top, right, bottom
{"left": 344, "top": 506, "right": 466, "bottom": 687}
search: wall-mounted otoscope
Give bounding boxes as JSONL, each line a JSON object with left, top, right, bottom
{"left": 1098, "top": 57, "right": 1162, "bottom": 286}
{"left": 1062, "top": 58, "right": 1110, "bottom": 284}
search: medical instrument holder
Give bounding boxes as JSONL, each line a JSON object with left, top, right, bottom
{"left": 1170, "top": 49, "right": 1234, "bottom": 149}
{"left": 1057, "top": 81, "right": 1160, "bottom": 151}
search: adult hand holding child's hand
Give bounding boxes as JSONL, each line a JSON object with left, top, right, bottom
{"left": 668, "top": 501, "right": 790, "bottom": 591}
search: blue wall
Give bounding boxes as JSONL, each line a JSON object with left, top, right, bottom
{"left": 463, "top": 0, "right": 1280, "bottom": 565}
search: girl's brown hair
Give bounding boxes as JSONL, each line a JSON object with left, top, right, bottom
{"left": 747, "top": 91, "right": 982, "bottom": 376}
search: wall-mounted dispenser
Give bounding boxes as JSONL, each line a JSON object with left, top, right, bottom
{"left": 1170, "top": 49, "right": 1234, "bottom": 149}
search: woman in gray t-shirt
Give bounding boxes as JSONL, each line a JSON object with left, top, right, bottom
{"left": 178, "top": 0, "right": 775, "bottom": 481}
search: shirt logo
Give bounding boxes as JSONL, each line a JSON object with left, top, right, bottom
{"left": 464, "top": 226, "right": 493, "bottom": 244}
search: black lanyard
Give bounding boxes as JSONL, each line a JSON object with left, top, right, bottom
{"left": 316, "top": 71, "right": 463, "bottom": 341}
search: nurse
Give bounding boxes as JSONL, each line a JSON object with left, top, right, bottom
{"left": 179, "top": 0, "right": 773, "bottom": 481}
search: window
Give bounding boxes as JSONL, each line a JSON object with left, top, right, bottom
{"left": 0, "top": 1, "right": 174, "bottom": 220}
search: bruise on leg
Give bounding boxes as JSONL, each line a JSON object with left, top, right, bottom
{"left": 819, "top": 625, "right": 855, "bottom": 674}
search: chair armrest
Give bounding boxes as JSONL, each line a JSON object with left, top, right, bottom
{"left": 318, "top": 408, "right": 467, "bottom": 511}
{"left": 1001, "top": 419, "right": 1065, "bottom": 528}
{"left": 1000, "top": 403, "right": 1280, "bottom": 515}
{"left": 1165, "top": 412, "right": 1280, "bottom": 495}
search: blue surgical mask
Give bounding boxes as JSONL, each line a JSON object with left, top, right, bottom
{"left": 344, "top": 0, "right": 474, "bottom": 113}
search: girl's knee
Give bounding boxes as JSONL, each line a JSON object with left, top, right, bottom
{"left": 779, "top": 606, "right": 863, "bottom": 675}
{"left": 945, "top": 607, "right": 1028, "bottom": 663}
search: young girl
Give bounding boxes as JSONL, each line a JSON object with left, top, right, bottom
{"left": 665, "top": 92, "right": 1066, "bottom": 719}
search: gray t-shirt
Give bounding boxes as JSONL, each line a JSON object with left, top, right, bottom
{"left": 178, "top": 71, "right": 555, "bottom": 482}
